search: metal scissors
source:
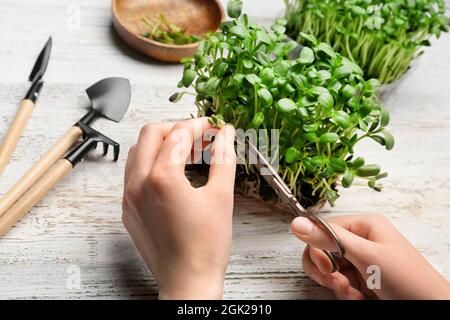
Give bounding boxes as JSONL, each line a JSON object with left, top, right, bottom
{"left": 247, "top": 142, "right": 345, "bottom": 273}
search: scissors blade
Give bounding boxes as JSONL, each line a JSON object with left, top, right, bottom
{"left": 247, "top": 142, "right": 309, "bottom": 216}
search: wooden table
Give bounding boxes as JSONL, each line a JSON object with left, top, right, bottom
{"left": 0, "top": 0, "right": 448, "bottom": 299}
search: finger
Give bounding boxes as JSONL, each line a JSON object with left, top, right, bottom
{"left": 128, "top": 123, "right": 175, "bottom": 186}
{"left": 292, "top": 217, "right": 375, "bottom": 268}
{"left": 155, "top": 118, "right": 211, "bottom": 178}
{"left": 327, "top": 214, "right": 397, "bottom": 243}
{"left": 308, "top": 246, "right": 354, "bottom": 273}
{"left": 190, "top": 136, "right": 212, "bottom": 164}
{"left": 124, "top": 145, "right": 136, "bottom": 186}
{"left": 335, "top": 286, "right": 366, "bottom": 300}
{"left": 309, "top": 246, "right": 334, "bottom": 274}
{"left": 302, "top": 246, "right": 324, "bottom": 286}
{"left": 302, "top": 247, "right": 351, "bottom": 294}
{"left": 206, "top": 125, "right": 236, "bottom": 193}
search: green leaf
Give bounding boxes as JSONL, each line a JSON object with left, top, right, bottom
{"left": 355, "top": 164, "right": 381, "bottom": 177}
{"left": 342, "top": 170, "right": 354, "bottom": 188}
{"left": 311, "top": 156, "right": 326, "bottom": 167}
{"left": 250, "top": 112, "right": 264, "bottom": 128}
{"left": 329, "top": 157, "right": 346, "bottom": 173}
{"left": 349, "top": 157, "right": 365, "bottom": 169}
{"left": 256, "top": 30, "right": 272, "bottom": 45}
{"left": 180, "top": 57, "right": 194, "bottom": 64}
{"left": 304, "top": 132, "right": 318, "bottom": 142}
{"left": 285, "top": 147, "right": 301, "bottom": 163}
{"left": 284, "top": 41, "right": 298, "bottom": 55}
{"left": 213, "top": 62, "right": 228, "bottom": 78}
{"left": 325, "top": 190, "right": 339, "bottom": 205}
{"left": 257, "top": 88, "right": 273, "bottom": 107}
{"left": 292, "top": 73, "right": 307, "bottom": 89}
{"left": 243, "top": 59, "right": 253, "bottom": 69}
{"left": 195, "top": 54, "right": 208, "bottom": 69}
{"left": 230, "top": 25, "right": 250, "bottom": 39}
{"left": 342, "top": 84, "right": 357, "bottom": 98}
{"left": 318, "top": 92, "right": 334, "bottom": 110}
{"left": 383, "top": 131, "right": 395, "bottom": 150}
{"left": 314, "top": 43, "right": 336, "bottom": 59}
{"left": 365, "top": 79, "right": 381, "bottom": 91}
{"left": 260, "top": 68, "right": 275, "bottom": 84}
{"left": 370, "top": 135, "right": 385, "bottom": 146}
{"left": 232, "top": 74, "right": 245, "bottom": 86}
{"left": 196, "top": 81, "right": 207, "bottom": 95}
{"left": 303, "top": 123, "right": 318, "bottom": 132}
{"left": 181, "top": 69, "right": 197, "bottom": 87}
{"left": 274, "top": 61, "right": 290, "bottom": 76}
{"left": 319, "top": 132, "right": 339, "bottom": 144}
{"left": 331, "top": 111, "right": 351, "bottom": 128}
{"left": 317, "top": 70, "right": 332, "bottom": 81}
{"left": 380, "top": 107, "right": 390, "bottom": 127}
{"left": 205, "top": 77, "right": 220, "bottom": 95}
{"left": 300, "top": 32, "right": 318, "bottom": 46}
{"left": 245, "top": 74, "right": 261, "bottom": 86}
{"left": 276, "top": 98, "right": 297, "bottom": 112}
{"left": 227, "top": 0, "right": 243, "bottom": 19}
{"left": 298, "top": 47, "right": 315, "bottom": 64}
{"left": 222, "top": 86, "right": 238, "bottom": 98}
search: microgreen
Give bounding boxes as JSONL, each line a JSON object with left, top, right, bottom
{"left": 172, "top": 0, "right": 394, "bottom": 207}
{"left": 285, "top": 0, "right": 450, "bottom": 84}
{"left": 142, "top": 14, "right": 202, "bottom": 45}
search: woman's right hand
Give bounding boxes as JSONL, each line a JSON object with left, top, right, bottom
{"left": 291, "top": 214, "right": 450, "bottom": 300}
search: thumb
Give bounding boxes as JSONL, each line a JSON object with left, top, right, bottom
{"left": 291, "top": 217, "right": 376, "bottom": 270}
{"left": 206, "top": 125, "right": 236, "bottom": 193}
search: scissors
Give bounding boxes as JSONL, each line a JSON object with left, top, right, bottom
{"left": 247, "top": 142, "right": 345, "bottom": 273}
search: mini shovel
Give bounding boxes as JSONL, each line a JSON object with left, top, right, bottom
{"left": 0, "top": 77, "right": 130, "bottom": 217}
{"left": 0, "top": 37, "right": 52, "bottom": 176}
{"left": 0, "top": 122, "right": 120, "bottom": 236}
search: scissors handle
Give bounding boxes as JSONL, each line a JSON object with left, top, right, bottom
{"left": 308, "top": 215, "right": 345, "bottom": 273}
{"left": 247, "top": 141, "right": 345, "bottom": 272}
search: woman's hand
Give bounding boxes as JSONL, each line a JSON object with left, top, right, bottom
{"left": 122, "top": 118, "right": 236, "bottom": 300}
{"left": 292, "top": 214, "right": 450, "bottom": 300}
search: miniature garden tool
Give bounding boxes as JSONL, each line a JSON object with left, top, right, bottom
{"left": 0, "top": 37, "right": 52, "bottom": 176}
{"left": 0, "top": 122, "right": 120, "bottom": 236}
{"left": 0, "top": 77, "right": 130, "bottom": 217}
{"left": 247, "top": 142, "right": 345, "bottom": 273}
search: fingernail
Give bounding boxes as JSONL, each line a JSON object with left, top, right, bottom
{"left": 293, "top": 217, "right": 314, "bottom": 235}
{"left": 223, "top": 125, "right": 235, "bottom": 136}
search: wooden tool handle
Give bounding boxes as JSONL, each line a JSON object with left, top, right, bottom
{"left": 0, "top": 159, "right": 72, "bottom": 237}
{"left": 0, "top": 126, "right": 82, "bottom": 217}
{"left": 0, "top": 99, "right": 35, "bottom": 176}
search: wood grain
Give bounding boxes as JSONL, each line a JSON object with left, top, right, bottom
{"left": 0, "top": 0, "right": 448, "bottom": 299}
{"left": 0, "top": 99, "right": 35, "bottom": 176}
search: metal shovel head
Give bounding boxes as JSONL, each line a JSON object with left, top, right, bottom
{"left": 86, "top": 77, "right": 131, "bottom": 122}
{"left": 29, "top": 37, "right": 52, "bottom": 83}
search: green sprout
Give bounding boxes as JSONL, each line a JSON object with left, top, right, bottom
{"left": 142, "top": 14, "right": 202, "bottom": 45}
{"left": 285, "top": 0, "right": 450, "bottom": 84}
{"left": 172, "top": 0, "right": 394, "bottom": 208}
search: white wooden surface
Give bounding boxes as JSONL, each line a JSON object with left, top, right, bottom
{"left": 0, "top": 0, "right": 449, "bottom": 299}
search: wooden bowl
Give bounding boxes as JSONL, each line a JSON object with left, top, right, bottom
{"left": 112, "top": 0, "right": 224, "bottom": 63}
